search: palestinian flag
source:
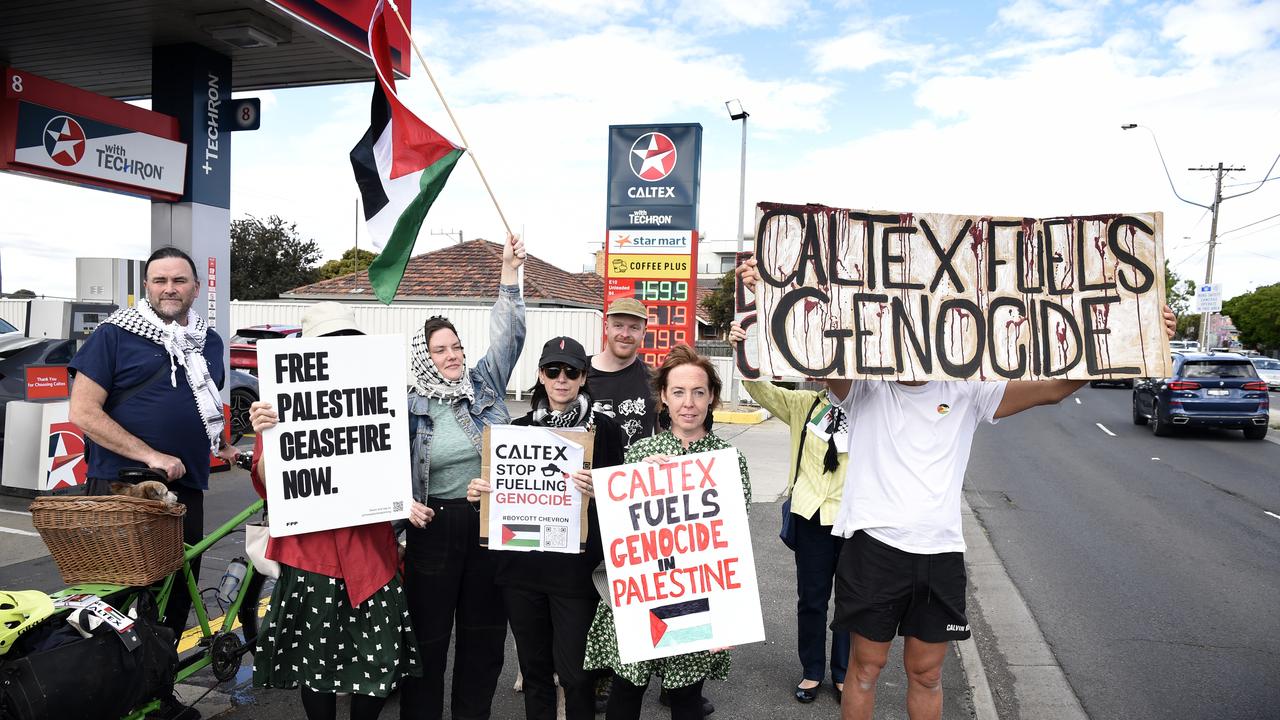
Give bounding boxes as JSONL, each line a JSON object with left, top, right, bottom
{"left": 649, "top": 598, "right": 713, "bottom": 648}
{"left": 501, "top": 523, "right": 541, "bottom": 548}
{"left": 350, "top": 0, "right": 463, "bottom": 304}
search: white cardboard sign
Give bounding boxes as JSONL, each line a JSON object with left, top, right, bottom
{"left": 257, "top": 335, "right": 413, "bottom": 537}
{"left": 484, "top": 425, "right": 586, "bottom": 554}
{"left": 593, "top": 448, "right": 764, "bottom": 664}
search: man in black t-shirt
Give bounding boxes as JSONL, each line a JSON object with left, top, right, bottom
{"left": 587, "top": 298, "right": 656, "bottom": 450}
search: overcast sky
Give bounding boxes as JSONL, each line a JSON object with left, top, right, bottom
{"left": 2, "top": 0, "right": 1277, "bottom": 301}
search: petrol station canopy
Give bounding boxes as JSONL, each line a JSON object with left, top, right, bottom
{"left": 0, "top": 0, "right": 409, "bottom": 100}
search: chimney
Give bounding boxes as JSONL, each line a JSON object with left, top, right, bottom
{"left": 594, "top": 250, "right": 605, "bottom": 276}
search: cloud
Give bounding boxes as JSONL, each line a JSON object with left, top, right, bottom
{"left": 811, "top": 20, "right": 935, "bottom": 72}
{"left": 994, "top": 0, "right": 1111, "bottom": 39}
{"left": 1161, "top": 0, "right": 1280, "bottom": 62}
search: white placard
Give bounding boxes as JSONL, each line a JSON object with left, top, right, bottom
{"left": 257, "top": 335, "right": 412, "bottom": 537}
{"left": 593, "top": 448, "right": 764, "bottom": 664}
{"left": 1194, "top": 283, "right": 1222, "bottom": 313}
{"left": 485, "top": 425, "right": 586, "bottom": 553}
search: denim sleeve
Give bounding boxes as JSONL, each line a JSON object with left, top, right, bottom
{"left": 473, "top": 283, "right": 526, "bottom": 395}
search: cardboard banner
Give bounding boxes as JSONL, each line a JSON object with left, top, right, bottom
{"left": 593, "top": 448, "right": 764, "bottom": 664}
{"left": 479, "top": 425, "right": 593, "bottom": 553}
{"left": 257, "top": 335, "right": 413, "bottom": 537}
{"left": 745, "top": 203, "right": 1172, "bottom": 382}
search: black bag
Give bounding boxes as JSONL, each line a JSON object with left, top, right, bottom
{"left": 0, "top": 603, "right": 177, "bottom": 720}
{"left": 780, "top": 396, "right": 825, "bottom": 551}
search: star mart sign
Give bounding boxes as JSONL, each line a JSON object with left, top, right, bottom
{"left": 0, "top": 68, "right": 186, "bottom": 200}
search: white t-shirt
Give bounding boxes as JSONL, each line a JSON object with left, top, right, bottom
{"left": 831, "top": 380, "right": 1007, "bottom": 554}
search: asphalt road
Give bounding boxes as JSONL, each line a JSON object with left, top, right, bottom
{"left": 964, "top": 385, "right": 1280, "bottom": 720}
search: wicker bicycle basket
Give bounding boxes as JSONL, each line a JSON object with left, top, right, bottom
{"left": 28, "top": 495, "right": 187, "bottom": 586}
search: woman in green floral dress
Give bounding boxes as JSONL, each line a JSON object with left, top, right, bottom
{"left": 583, "top": 345, "right": 751, "bottom": 720}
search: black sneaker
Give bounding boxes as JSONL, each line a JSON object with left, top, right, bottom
{"left": 594, "top": 675, "right": 610, "bottom": 713}
{"left": 147, "top": 693, "right": 201, "bottom": 720}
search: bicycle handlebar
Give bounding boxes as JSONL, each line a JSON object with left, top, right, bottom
{"left": 115, "top": 451, "right": 255, "bottom": 483}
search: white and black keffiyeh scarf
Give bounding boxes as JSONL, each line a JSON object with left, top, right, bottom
{"left": 410, "top": 326, "right": 475, "bottom": 404}
{"left": 102, "top": 299, "right": 224, "bottom": 453}
{"left": 532, "top": 393, "right": 590, "bottom": 428}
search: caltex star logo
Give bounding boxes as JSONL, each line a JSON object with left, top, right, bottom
{"left": 43, "top": 116, "right": 86, "bottom": 167}
{"left": 629, "top": 132, "right": 677, "bottom": 181}
{"left": 45, "top": 422, "right": 87, "bottom": 491}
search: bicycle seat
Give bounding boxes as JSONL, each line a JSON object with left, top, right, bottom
{"left": 117, "top": 467, "right": 168, "bottom": 483}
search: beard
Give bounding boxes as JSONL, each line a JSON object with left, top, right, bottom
{"left": 607, "top": 339, "right": 638, "bottom": 361}
{"left": 151, "top": 296, "right": 193, "bottom": 323}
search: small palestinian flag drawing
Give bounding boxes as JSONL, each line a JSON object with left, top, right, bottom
{"left": 649, "top": 598, "right": 713, "bottom": 648}
{"left": 501, "top": 523, "right": 541, "bottom": 548}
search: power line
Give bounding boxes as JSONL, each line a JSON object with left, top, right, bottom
{"left": 1218, "top": 211, "right": 1280, "bottom": 237}
{"left": 1223, "top": 174, "right": 1279, "bottom": 189}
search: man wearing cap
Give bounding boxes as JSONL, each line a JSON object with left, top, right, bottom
{"left": 587, "top": 298, "right": 656, "bottom": 450}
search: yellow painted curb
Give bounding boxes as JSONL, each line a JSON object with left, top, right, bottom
{"left": 177, "top": 595, "right": 270, "bottom": 653}
{"left": 713, "top": 407, "right": 769, "bottom": 424}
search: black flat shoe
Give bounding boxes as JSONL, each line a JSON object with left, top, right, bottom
{"left": 659, "top": 689, "right": 715, "bottom": 715}
{"left": 794, "top": 683, "right": 820, "bottom": 703}
{"left": 834, "top": 683, "right": 844, "bottom": 704}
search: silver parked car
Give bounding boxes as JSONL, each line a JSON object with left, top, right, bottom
{"left": 1250, "top": 357, "right": 1280, "bottom": 392}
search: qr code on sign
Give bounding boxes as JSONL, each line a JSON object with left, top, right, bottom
{"left": 543, "top": 525, "right": 568, "bottom": 549}
{"left": 392, "top": 501, "right": 404, "bottom": 512}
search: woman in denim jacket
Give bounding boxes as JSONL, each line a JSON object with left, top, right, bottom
{"left": 398, "top": 234, "right": 526, "bottom": 720}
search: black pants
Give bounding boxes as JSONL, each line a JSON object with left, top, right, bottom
{"left": 503, "top": 587, "right": 597, "bottom": 720}
{"left": 793, "top": 509, "right": 848, "bottom": 684}
{"left": 400, "top": 499, "right": 507, "bottom": 720}
{"left": 606, "top": 678, "right": 704, "bottom": 720}
{"left": 87, "top": 477, "right": 203, "bottom": 644}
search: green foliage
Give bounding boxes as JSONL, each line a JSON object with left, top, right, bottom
{"left": 1164, "top": 261, "right": 1196, "bottom": 317}
{"left": 317, "top": 248, "right": 377, "bottom": 280}
{"left": 230, "top": 215, "right": 322, "bottom": 300}
{"left": 1176, "top": 314, "right": 1201, "bottom": 340}
{"left": 701, "top": 270, "right": 736, "bottom": 335}
{"left": 5, "top": 289, "right": 36, "bottom": 299}
{"left": 1222, "top": 283, "right": 1280, "bottom": 350}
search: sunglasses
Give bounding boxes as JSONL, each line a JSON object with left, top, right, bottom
{"left": 542, "top": 365, "right": 583, "bottom": 380}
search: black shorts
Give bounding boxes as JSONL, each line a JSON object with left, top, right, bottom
{"left": 831, "top": 531, "right": 970, "bottom": 643}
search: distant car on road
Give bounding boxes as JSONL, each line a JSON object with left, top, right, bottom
{"left": 230, "top": 324, "right": 301, "bottom": 375}
{"left": 228, "top": 369, "right": 258, "bottom": 444}
{"left": 1250, "top": 357, "right": 1280, "bottom": 392}
{"left": 1169, "top": 340, "right": 1200, "bottom": 352}
{"left": 1132, "top": 352, "right": 1270, "bottom": 440}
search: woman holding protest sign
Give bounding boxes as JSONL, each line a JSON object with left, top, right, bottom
{"left": 466, "top": 335, "right": 626, "bottom": 720}
{"left": 582, "top": 345, "right": 751, "bottom": 720}
{"left": 398, "top": 233, "right": 526, "bottom": 720}
{"left": 247, "top": 302, "right": 419, "bottom": 720}
{"left": 730, "top": 315, "right": 852, "bottom": 705}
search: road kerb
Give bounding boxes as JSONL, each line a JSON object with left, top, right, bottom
{"left": 956, "top": 634, "right": 998, "bottom": 720}
{"left": 962, "top": 495, "right": 1089, "bottom": 720}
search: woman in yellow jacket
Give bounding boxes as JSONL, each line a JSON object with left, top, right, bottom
{"left": 730, "top": 321, "right": 852, "bottom": 706}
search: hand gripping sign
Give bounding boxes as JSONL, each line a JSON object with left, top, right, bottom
{"left": 257, "top": 335, "right": 413, "bottom": 537}
{"left": 480, "top": 425, "right": 593, "bottom": 554}
{"left": 593, "top": 448, "right": 764, "bottom": 664}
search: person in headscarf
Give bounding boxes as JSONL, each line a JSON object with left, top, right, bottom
{"left": 729, "top": 320, "right": 853, "bottom": 705}
{"left": 466, "top": 336, "right": 625, "bottom": 720}
{"left": 398, "top": 233, "right": 526, "bottom": 720}
{"left": 247, "top": 301, "right": 419, "bottom": 720}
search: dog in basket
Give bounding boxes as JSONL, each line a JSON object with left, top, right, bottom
{"left": 109, "top": 480, "right": 178, "bottom": 507}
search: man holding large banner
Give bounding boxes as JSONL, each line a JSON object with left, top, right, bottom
{"left": 737, "top": 203, "right": 1177, "bottom": 720}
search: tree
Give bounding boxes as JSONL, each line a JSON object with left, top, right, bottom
{"left": 1176, "top": 314, "right": 1201, "bottom": 340}
{"left": 230, "top": 215, "right": 322, "bottom": 300}
{"left": 5, "top": 289, "right": 36, "bottom": 299}
{"left": 700, "top": 270, "right": 736, "bottom": 336}
{"left": 1222, "top": 283, "right": 1280, "bottom": 351}
{"left": 316, "top": 248, "right": 377, "bottom": 280}
{"left": 1164, "top": 261, "right": 1196, "bottom": 317}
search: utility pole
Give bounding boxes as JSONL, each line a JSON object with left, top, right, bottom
{"left": 1190, "top": 162, "right": 1245, "bottom": 348}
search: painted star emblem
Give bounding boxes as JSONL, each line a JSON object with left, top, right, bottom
{"left": 629, "top": 132, "right": 677, "bottom": 181}
{"left": 43, "top": 116, "right": 86, "bottom": 167}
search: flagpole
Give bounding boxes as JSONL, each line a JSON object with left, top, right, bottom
{"left": 385, "top": 0, "right": 513, "bottom": 239}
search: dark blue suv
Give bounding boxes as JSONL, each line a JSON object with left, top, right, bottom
{"left": 1132, "top": 352, "right": 1270, "bottom": 440}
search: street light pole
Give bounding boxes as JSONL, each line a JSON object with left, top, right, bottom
{"left": 726, "top": 99, "right": 749, "bottom": 405}
{"left": 1120, "top": 124, "right": 1277, "bottom": 347}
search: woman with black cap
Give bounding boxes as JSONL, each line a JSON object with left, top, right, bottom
{"left": 467, "top": 336, "right": 625, "bottom": 720}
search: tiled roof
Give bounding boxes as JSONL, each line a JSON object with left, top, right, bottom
{"left": 284, "top": 240, "right": 601, "bottom": 308}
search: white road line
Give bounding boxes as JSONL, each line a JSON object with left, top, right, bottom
{"left": 0, "top": 526, "right": 39, "bottom": 537}
{"left": 1265, "top": 511, "right": 1280, "bottom": 521}
{"left": 1095, "top": 423, "right": 1117, "bottom": 437}
{"left": 1075, "top": 397, "right": 1081, "bottom": 405}
{"left": 0, "top": 508, "right": 32, "bottom": 517}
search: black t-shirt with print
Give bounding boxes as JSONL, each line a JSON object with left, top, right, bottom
{"left": 587, "top": 359, "right": 656, "bottom": 450}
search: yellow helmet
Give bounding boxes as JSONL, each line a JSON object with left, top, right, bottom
{"left": 0, "top": 590, "right": 55, "bottom": 656}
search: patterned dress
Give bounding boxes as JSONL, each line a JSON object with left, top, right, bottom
{"left": 583, "top": 431, "right": 752, "bottom": 689}
{"left": 253, "top": 567, "right": 420, "bottom": 697}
